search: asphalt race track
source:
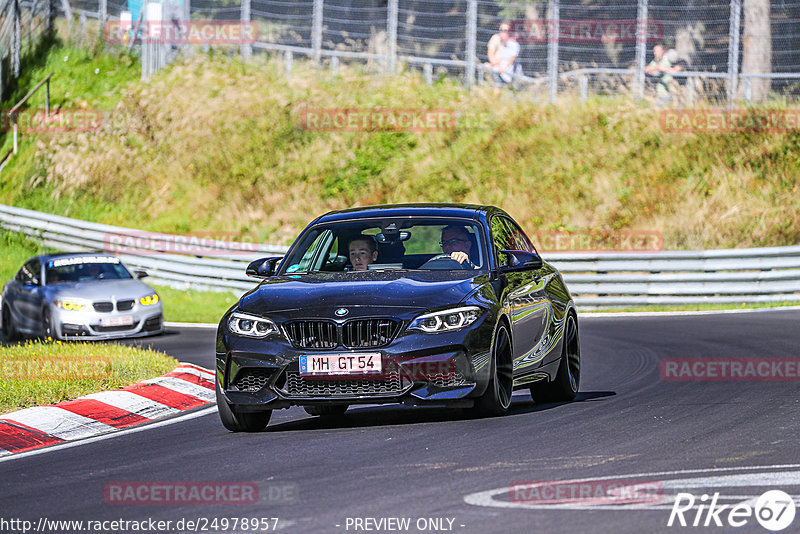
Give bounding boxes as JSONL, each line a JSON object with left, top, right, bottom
{"left": 2, "top": 310, "right": 800, "bottom": 534}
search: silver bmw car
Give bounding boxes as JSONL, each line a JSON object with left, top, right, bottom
{"left": 1, "top": 253, "right": 164, "bottom": 341}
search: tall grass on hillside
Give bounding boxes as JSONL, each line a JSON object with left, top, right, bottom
{"left": 1, "top": 46, "right": 799, "bottom": 250}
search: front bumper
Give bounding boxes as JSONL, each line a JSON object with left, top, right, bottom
{"left": 217, "top": 320, "right": 494, "bottom": 410}
{"left": 52, "top": 304, "right": 164, "bottom": 340}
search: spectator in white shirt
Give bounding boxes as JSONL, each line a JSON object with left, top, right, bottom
{"left": 485, "top": 21, "right": 520, "bottom": 95}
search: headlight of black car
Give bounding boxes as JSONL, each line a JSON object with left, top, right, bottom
{"left": 409, "top": 306, "right": 482, "bottom": 333}
{"left": 227, "top": 312, "right": 279, "bottom": 338}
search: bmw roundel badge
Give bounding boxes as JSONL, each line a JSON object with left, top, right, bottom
{"left": 335, "top": 308, "right": 349, "bottom": 317}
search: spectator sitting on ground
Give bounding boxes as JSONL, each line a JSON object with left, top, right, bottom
{"left": 644, "top": 44, "right": 673, "bottom": 101}
{"left": 348, "top": 235, "right": 378, "bottom": 271}
{"left": 484, "top": 21, "right": 520, "bottom": 95}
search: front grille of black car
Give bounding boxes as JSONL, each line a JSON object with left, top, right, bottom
{"left": 341, "top": 319, "right": 401, "bottom": 349}
{"left": 427, "top": 371, "right": 469, "bottom": 388}
{"left": 117, "top": 299, "right": 135, "bottom": 311}
{"left": 284, "top": 318, "right": 401, "bottom": 349}
{"left": 282, "top": 369, "right": 406, "bottom": 397}
{"left": 284, "top": 321, "right": 338, "bottom": 349}
{"left": 233, "top": 369, "right": 274, "bottom": 392}
{"left": 93, "top": 301, "right": 113, "bottom": 313}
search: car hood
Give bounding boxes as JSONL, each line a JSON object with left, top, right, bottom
{"left": 45, "top": 279, "right": 154, "bottom": 301}
{"left": 239, "top": 270, "right": 488, "bottom": 318}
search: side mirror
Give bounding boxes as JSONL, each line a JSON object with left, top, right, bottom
{"left": 499, "top": 250, "right": 543, "bottom": 272}
{"left": 246, "top": 257, "right": 283, "bottom": 278}
{"left": 134, "top": 270, "right": 149, "bottom": 279}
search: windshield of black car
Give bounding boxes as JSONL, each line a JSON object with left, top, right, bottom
{"left": 280, "top": 219, "right": 487, "bottom": 274}
{"left": 45, "top": 257, "right": 132, "bottom": 284}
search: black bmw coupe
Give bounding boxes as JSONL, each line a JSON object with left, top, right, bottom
{"left": 215, "top": 204, "right": 580, "bottom": 431}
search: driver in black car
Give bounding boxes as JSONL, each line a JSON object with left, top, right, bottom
{"left": 440, "top": 225, "right": 478, "bottom": 268}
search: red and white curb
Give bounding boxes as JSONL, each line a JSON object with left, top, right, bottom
{"left": 0, "top": 362, "right": 215, "bottom": 456}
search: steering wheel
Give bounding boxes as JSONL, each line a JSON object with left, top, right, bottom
{"left": 420, "top": 254, "right": 474, "bottom": 271}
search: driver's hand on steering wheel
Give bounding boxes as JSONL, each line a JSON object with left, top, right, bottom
{"left": 450, "top": 251, "right": 476, "bottom": 268}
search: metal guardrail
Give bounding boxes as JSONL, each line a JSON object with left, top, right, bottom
{"left": 2, "top": 204, "right": 800, "bottom": 308}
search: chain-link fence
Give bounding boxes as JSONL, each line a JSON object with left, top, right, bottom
{"left": 0, "top": 0, "right": 53, "bottom": 97}
{"left": 10, "top": 0, "right": 800, "bottom": 104}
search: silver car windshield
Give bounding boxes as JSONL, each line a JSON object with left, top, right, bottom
{"left": 45, "top": 257, "right": 132, "bottom": 284}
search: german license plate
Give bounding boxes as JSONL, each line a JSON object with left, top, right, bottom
{"left": 299, "top": 353, "right": 382, "bottom": 375}
{"left": 100, "top": 315, "right": 134, "bottom": 327}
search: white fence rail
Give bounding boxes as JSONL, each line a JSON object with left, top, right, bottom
{"left": 2, "top": 204, "right": 800, "bottom": 309}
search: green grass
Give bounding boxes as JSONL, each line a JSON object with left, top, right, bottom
{"left": 1, "top": 41, "right": 799, "bottom": 250}
{"left": 153, "top": 284, "right": 237, "bottom": 324}
{"left": 0, "top": 340, "right": 177, "bottom": 415}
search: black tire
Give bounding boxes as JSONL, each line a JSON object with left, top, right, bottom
{"left": 531, "top": 313, "right": 580, "bottom": 403}
{"left": 304, "top": 405, "right": 348, "bottom": 417}
{"left": 2, "top": 305, "right": 19, "bottom": 342}
{"left": 473, "top": 324, "right": 513, "bottom": 417}
{"left": 42, "top": 308, "right": 55, "bottom": 341}
{"left": 216, "top": 379, "right": 271, "bottom": 432}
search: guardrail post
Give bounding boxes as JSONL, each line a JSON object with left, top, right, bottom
{"left": 423, "top": 63, "right": 432, "bottom": 85}
{"left": 330, "top": 56, "right": 338, "bottom": 79}
{"left": 284, "top": 50, "right": 292, "bottom": 78}
{"left": 743, "top": 77, "right": 751, "bottom": 102}
{"left": 727, "top": 0, "right": 741, "bottom": 107}
{"left": 241, "top": 0, "right": 251, "bottom": 60}
{"left": 99, "top": 0, "right": 107, "bottom": 32}
{"left": 12, "top": 114, "right": 18, "bottom": 154}
{"left": 547, "top": 0, "right": 559, "bottom": 104}
{"left": 79, "top": 12, "right": 87, "bottom": 45}
{"left": 386, "top": 0, "right": 398, "bottom": 74}
{"left": 312, "top": 0, "right": 323, "bottom": 64}
{"left": 634, "top": 0, "right": 647, "bottom": 100}
{"left": 46, "top": 78, "right": 50, "bottom": 119}
{"left": 686, "top": 76, "right": 695, "bottom": 106}
{"left": 464, "top": 0, "right": 477, "bottom": 86}
{"left": 579, "top": 74, "right": 588, "bottom": 101}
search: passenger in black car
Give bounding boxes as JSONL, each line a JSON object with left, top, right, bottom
{"left": 348, "top": 235, "right": 378, "bottom": 271}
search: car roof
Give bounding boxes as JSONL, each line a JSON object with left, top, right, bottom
{"left": 314, "top": 203, "right": 506, "bottom": 224}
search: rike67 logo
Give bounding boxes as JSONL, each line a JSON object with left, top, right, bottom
{"left": 668, "top": 490, "right": 796, "bottom": 531}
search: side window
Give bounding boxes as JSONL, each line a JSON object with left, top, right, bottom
{"left": 297, "top": 230, "right": 334, "bottom": 272}
{"left": 504, "top": 218, "right": 536, "bottom": 253}
{"left": 17, "top": 260, "right": 41, "bottom": 284}
{"left": 490, "top": 217, "right": 513, "bottom": 267}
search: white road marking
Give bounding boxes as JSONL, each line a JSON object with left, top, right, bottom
{"left": 0, "top": 405, "right": 218, "bottom": 463}
{"left": 175, "top": 364, "right": 215, "bottom": 379}
{"left": 81, "top": 390, "right": 179, "bottom": 419}
{"left": 580, "top": 305, "right": 800, "bottom": 318}
{"left": 140, "top": 376, "right": 215, "bottom": 401}
{"left": 2, "top": 407, "right": 116, "bottom": 440}
{"left": 464, "top": 465, "right": 800, "bottom": 511}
